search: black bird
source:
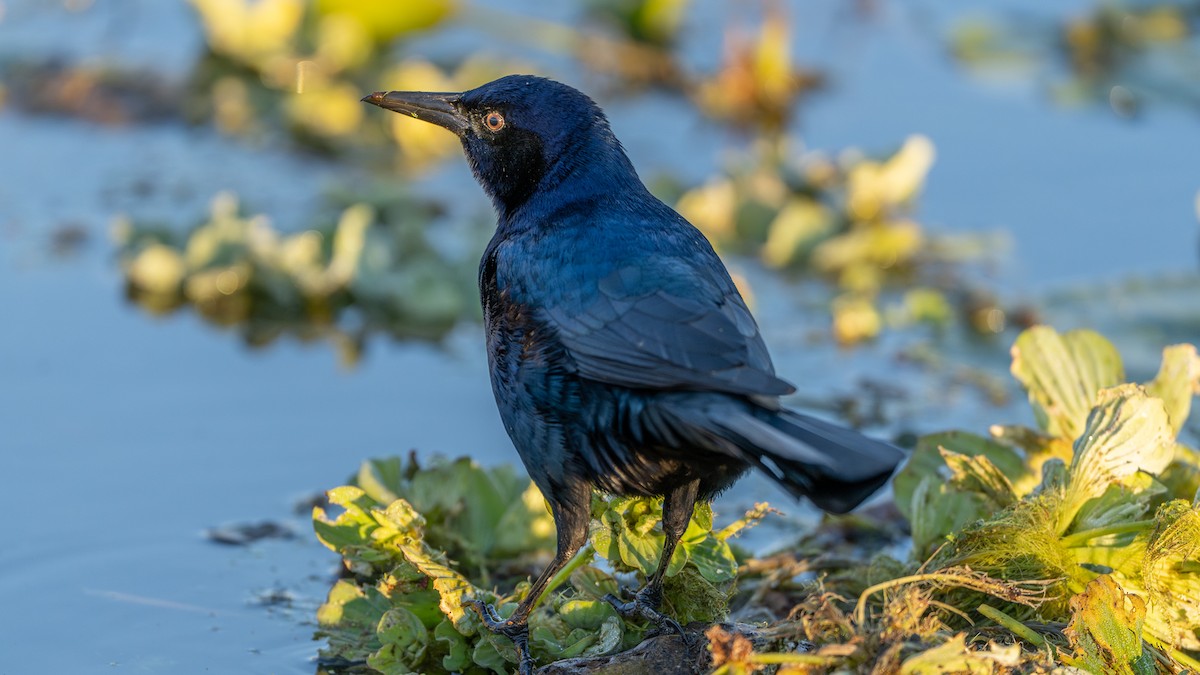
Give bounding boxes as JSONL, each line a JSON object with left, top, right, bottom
{"left": 364, "top": 75, "right": 903, "bottom": 674}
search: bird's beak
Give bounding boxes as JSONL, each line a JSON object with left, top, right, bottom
{"left": 362, "top": 90, "right": 469, "bottom": 135}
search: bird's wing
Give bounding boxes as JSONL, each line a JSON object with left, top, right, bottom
{"left": 542, "top": 263, "right": 795, "bottom": 398}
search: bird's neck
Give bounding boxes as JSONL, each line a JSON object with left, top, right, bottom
{"left": 495, "top": 143, "right": 645, "bottom": 230}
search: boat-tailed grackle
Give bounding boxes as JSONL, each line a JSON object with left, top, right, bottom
{"left": 364, "top": 75, "right": 904, "bottom": 675}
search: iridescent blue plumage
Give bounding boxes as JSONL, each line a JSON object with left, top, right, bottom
{"left": 364, "top": 75, "right": 904, "bottom": 674}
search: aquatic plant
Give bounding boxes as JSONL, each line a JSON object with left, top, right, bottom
{"left": 675, "top": 135, "right": 1010, "bottom": 345}
{"left": 311, "top": 326, "right": 1199, "bottom": 672}
{"left": 114, "top": 189, "right": 481, "bottom": 362}
{"left": 950, "top": 2, "right": 1200, "bottom": 117}
{"left": 313, "top": 454, "right": 767, "bottom": 673}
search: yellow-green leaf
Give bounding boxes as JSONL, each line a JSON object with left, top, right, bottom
{"left": 1141, "top": 500, "right": 1200, "bottom": 650}
{"left": 1144, "top": 344, "right": 1200, "bottom": 436}
{"left": 1011, "top": 326, "right": 1125, "bottom": 440}
{"left": 1064, "top": 575, "right": 1155, "bottom": 675}
{"left": 899, "top": 633, "right": 1019, "bottom": 674}
{"left": 1060, "top": 385, "right": 1174, "bottom": 534}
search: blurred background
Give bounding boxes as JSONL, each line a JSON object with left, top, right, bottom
{"left": 1, "top": 0, "right": 1197, "bottom": 672}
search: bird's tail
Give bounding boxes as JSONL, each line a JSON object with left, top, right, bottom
{"left": 666, "top": 400, "right": 905, "bottom": 514}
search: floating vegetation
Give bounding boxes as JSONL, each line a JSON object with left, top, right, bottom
{"left": 950, "top": 2, "right": 1200, "bottom": 117}
{"left": 0, "top": 59, "right": 182, "bottom": 125}
{"left": 312, "top": 454, "right": 767, "bottom": 673}
{"left": 675, "top": 135, "right": 1016, "bottom": 345}
{"left": 35, "top": 0, "right": 974, "bottom": 352}
{"left": 314, "top": 325, "right": 1200, "bottom": 672}
{"left": 114, "top": 189, "right": 482, "bottom": 363}
{"left": 184, "top": 0, "right": 527, "bottom": 152}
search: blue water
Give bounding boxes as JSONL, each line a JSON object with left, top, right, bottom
{"left": 0, "top": 1, "right": 1196, "bottom": 672}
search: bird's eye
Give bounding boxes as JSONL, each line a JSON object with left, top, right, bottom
{"left": 484, "top": 111, "right": 505, "bottom": 132}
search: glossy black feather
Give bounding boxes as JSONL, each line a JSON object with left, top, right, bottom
{"left": 365, "top": 75, "right": 906, "bottom": 673}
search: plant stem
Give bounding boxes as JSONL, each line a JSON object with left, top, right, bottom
{"left": 1170, "top": 647, "right": 1200, "bottom": 672}
{"left": 1060, "top": 520, "right": 1154, "bottom": 548}
{"left": 532, "top": 543, "right": 594, "bottom": 610}
{"left": 977, "top": 603, "right": 1045, "bottom": 647}
{"left": 750, "top": 653, "right": 840, "bottom": 665}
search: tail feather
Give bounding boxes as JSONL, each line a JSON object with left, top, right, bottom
{"left": 668, "top": 400, "right": 905, "bottom": 514}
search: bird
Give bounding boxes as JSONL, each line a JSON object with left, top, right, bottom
{"left": 363, "top": 75, "right": 904, "bottom": 674}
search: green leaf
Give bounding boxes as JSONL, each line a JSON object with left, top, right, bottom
{"left": 351, "top": 455, "right": 555, "bottom": 570}
{"left": 395, "top": 540, "right": 480, "bottom": 632}
{"left": 987, "top": 424, "right": 1075, "bottom": 494}
{"left": 471, "top": 634, "right": 514, "bottom": 675}
{"left": 1010, "top": 326, "right": 1125, "bottom": 440}
{"left": 1074, "top": 531, "right": 1148, "bottom": 581}
{"left": 1060, "top": 385, "right": 1174, "bottom": 534}
{"left": 894, "top": 431, "right": 1031, "bottom": 522}
{"left": 1141, "top": 500, "right": 1200, "bottom": 651}
{"left": 558, "top": 599, "right": 618, "bottom": 631}
{"left": 895, "top": 431, "right": 1033, "bottom": 555}
{"left": 617, "top": 524, "right": 664, "bottom": 575}
{"left": 315, "top": 580, "right": 390, "bottom": 663}
{"left": 688, "top": 501, "right": 714, "bottom": 535}
{"left": 1144, "top": 344, "right": 1200, "bottom": 436}
{"left": 317, "top": 457, "right": 765, "bottom": 672}
{"left": 665, "top": 538, "right": 690, "bottom": 577}
{"left": 686, "top": 535, "right": 738, "bottom": 584}
{"left": 1160, "top": 443, "right": 1200, "bottom": 503}
{"left": 588, "top": 515, "right": 620, "bottom": 569}
{"left": 1064, "top": 575, "right": 1156, "bottom": 675}
{"left": 313, "top": 486, "right": 402, "bottom": 572}
{"left": 357, "top": 456, "right": 406, "bottom": 504}
{"left": 376, "top": 498, "right": 427, "bottom": 537}
{"left": 1072, "top": 473, "right": 1164, "bottom": 532}
{"left": 907, "top": 476, "right": 981, "bottom": 559}
{"left": 530, "top": 624, "right": 596, "bottom": 660}
{"left": 368, "top": 607, "right": 431, "bottom": 675}
{"left": 434, "top": 619, "right": 471, "bottom": 672}
{"left": 585, "top": 615, "right": 624, "bottom": 657}
{"left": 528, "top": 603, "right": 622, "bottom": 661}
{"left": 569, "top": 565, "right": 620, "bottom": 600}
{"left": 940, "top": 447, "right": 1018, "bottom": 509}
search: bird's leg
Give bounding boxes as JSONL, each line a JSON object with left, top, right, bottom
{"left": 604, "top": 479, "right": 700, "bottom": 639}
{"left": 468, "top": 482, "right": 590, "bottom": 675}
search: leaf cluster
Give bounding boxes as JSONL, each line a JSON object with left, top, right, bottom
{"left": 312, "top": 455, "right": 768, "bottom": 674}
{"left": 114, "top": 189, "right": 480, "bottom": 362}
{"left": 673, "top": 135, "right": 1003, "bottom": 345}
{"left": 950, "top": 3, "right": 1200, "bottom": 118}
{"left": 709, "top": 327, "right": 1198, "bottom": 674}
{"left": 891, "top": 325, "right": 1200, "bottom": 670}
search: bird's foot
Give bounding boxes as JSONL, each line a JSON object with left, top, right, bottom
{"left": 466, "top": 599, "right": 535, "bottom": 675}
{"left": 602, "top": 588, "right": 688, "bottom": 642}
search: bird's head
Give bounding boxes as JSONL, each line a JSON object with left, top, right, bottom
{"left": 364, "top": 75, "right": 638, "bottom": 218}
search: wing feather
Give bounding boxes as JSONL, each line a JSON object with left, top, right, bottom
{"left": 544, "top": 265, "right": 794, "bottom": 397}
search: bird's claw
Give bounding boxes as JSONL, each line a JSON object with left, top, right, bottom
{"left": 466, "top": 600, "right": 535, "bottom": 674}
{"left": 602, "top": 591, "right": 689, "bottom": 643}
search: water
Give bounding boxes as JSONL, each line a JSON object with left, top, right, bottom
{"left": 0, "top": 1, "right": 1197, "bottom": 672}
